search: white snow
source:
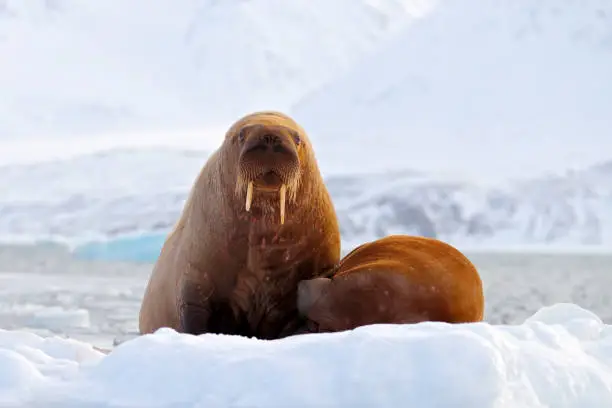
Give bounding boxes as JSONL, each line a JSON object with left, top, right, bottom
{"left": 0, "top": 148, "right": 204, "bottom": 247}
{"left": 0, "top": 303, "right": 90, "bottom": 331}
{"left": 291, "top": 0, "right": 612, "bottom": 182}
{"left": 0, "top": 303, "right": 610, "bottom": 407}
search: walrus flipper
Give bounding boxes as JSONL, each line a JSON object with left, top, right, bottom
{"left": 179, "top": 280, "right": 248, "bottom": 336}
{"left": 178, "top": 280, "right": 213, "bottom": 335}
{"left": 179, "top": 302, "right": 211, "bottom": 335}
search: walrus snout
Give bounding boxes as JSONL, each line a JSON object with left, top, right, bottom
{"left": 237, "top": 124, "right": 302, "bottom": 225}
{"left": 239, "top": 130, "right": 300, "bottom": 175}
{"left": 242, "top": 133, "right": 297, "bottom": 157}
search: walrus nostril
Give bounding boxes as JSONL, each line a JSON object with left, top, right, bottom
{"left": 243, "top": 143, "right": 291, "bottom": 155}
{"left": 241, "top": 134, "right": 297, "bottom": 161}
{"left": 243, "top": 134, "right": 277, "bottom": 155}
{"left": 263, "top": 133, "right": 277, "bottom": 144}
{"left": 244, "top": 143, "right": 270, "bottom": 154}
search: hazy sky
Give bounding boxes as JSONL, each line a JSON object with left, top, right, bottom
{"left": 2, "top": 0, "right": 610, "bottom": 186}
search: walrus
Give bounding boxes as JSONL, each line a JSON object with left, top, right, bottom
{"left": 296, "top": 235, "right": 484, "bottom": 333}
{"left": 138, "top": 111, "right": 341, "bottom": 339}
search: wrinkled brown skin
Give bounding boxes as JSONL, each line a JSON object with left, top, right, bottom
{"left": 297, "top": 235, "right": 484, "bottom": 333}
{"left": 138, "top": 111, "right": 341, "bottom": 339}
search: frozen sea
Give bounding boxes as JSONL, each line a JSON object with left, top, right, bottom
{"left": 0, "top": 243, "right": 611, "bottom": 350}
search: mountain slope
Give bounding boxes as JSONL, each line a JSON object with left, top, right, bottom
{"left": 1, "top": 149, "right": 611, "bottom": 253}
{"left": 0, "top": 0, "right": 433, "bottom": 139}
{"left": 330, "top": 166, "right": 612, "bottom": 250}
{"left": 291, "top": 0, "right": 612, "bottom": 181}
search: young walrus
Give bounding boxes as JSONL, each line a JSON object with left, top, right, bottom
{"left": 138, "top": 111, "right": 341, "bottom": 339}
{"left": 296, "top": 235, "right": 484, "bottom": 333}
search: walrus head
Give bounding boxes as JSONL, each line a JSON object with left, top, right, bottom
{"left": 297, "top": 274, "right": 403, "bottom": 333}
{"left": 230, "top": 115, "right": 306, "bottom": 225}
{"left": 297, "top": 277, "right": 359, "bottom": 333}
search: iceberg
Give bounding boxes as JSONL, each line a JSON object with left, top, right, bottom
{"left": 72, "top": 234, "right": 166, "bottom": 263}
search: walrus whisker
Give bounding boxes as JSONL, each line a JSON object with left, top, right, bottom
{"left": 280, "top": 184, "right": 286, "bottom": 225}
{"left": 246, "top": 181, "right": 254, "bottom": 211}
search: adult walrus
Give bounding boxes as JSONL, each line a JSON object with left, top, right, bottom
{"left": 296, "top": 235, "right": 484, "bottom": 333}
{"left": 139, "top": 111, "right": 341, "bottom": 339}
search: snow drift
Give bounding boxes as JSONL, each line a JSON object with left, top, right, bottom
{"left": 0, "top": 303, "right": 611, "bottom": 407}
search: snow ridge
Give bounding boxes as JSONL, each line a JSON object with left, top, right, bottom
{"left": 1, "top": 303, "right": 612, "bottom": 407}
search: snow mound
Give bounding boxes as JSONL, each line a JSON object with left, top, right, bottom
{"left": 0, "top": 304, "right": 612, "bottom": 407}
{"left": 292, "top": 0, "right": 612, "bottom": 181}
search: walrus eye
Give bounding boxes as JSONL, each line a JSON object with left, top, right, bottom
{"left": 293, "top": 134, "right": 301, "bottom": 146}
{"left": 238, "top": 130, "right": 246, "bottom": 144}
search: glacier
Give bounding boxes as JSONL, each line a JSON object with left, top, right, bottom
{"left": 72, "top": 233, "right": 166, "bottom": 263}
{"left": 0, "top": 303, "right": 611, "bottom": 407}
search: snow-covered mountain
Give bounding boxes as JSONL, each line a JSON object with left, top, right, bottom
{"left": 291, "top": 0, "right": 612, "bottom": 181}
{"left": 2, "top": 0, "right": 610, "bottom": 180}
{"left": 2, "top": 1, "right": 612, "bottom": 258}
{"left": 1, "top": 149, "right": 611, "bottom": 257}
{"left": 330, "top": 164, "right": 612, "bottom": 251}
{"left": 0, "top": 0, "right": 432, "bottom": 139}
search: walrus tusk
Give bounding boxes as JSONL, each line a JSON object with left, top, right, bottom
{"left": 280, "top": 184, "right": 286, "bottom": 225}
{"left": 246, "top": 181, "right": 254, "bottom": 211}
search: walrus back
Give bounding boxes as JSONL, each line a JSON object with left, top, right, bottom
{"left": 337, "top": 235, "right": 484, "bottom": 322}
{"left": 338, "top": 235, "right": 478, "bottom": 280}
